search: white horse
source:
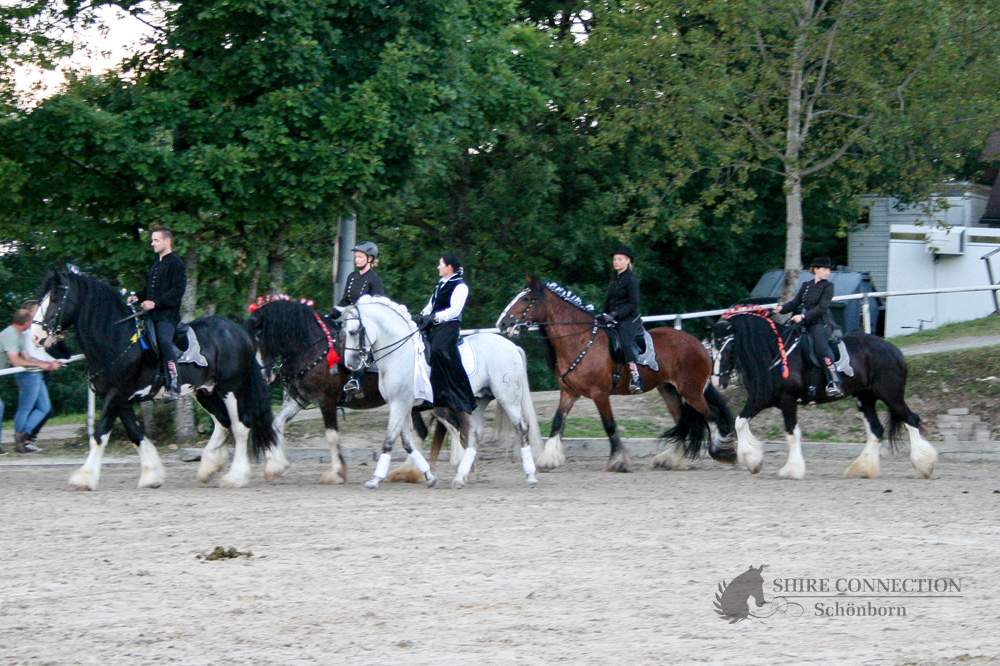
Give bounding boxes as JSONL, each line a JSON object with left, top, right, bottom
{"left": 341, "top": 296, "right": 542, "bottom": 489}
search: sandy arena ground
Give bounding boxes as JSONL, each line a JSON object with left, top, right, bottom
{"left": 2, "top": 446, "right": 999, "bottom": 666}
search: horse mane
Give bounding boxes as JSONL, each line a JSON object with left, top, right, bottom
{"left": 541, "top": 279, "right": 596, "bottom": 313}
{"left": 356, "top": 295, "right": 418, "bottom": 331}
{"left": 720, "top": 306, "right": 790, "bottom": 409}
{"left": 247, "top": 299, "right": 326, "bottom": 359}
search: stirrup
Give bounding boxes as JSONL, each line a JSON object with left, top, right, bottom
{"left": 825, "top": 381, "right": 845, "bottom": 398}
{"left": 343, "top": 378, "right": 361, "bottom": 393}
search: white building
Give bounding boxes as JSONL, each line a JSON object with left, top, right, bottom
{"left": 848, "top": 183, "right": 1000, "bottom": 337}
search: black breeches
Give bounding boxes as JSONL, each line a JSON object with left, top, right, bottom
{"left": 615, "top": 320, "right": 640, "bottom": 364}
{"left": 807, "top": 324, "right": 835, "bottom": 362}
{"left": 427, "top": 321, "right": 476, "bottom": 414}
{"left": 154, "top": 321, "right": 179, "bottom": 365}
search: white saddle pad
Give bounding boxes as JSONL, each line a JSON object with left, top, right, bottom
{"left": 412, "top": 336, "right": 476, "bottom": 404}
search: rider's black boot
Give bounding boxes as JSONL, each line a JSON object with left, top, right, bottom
{"left": 165, "top": 361, "right": 181, "bottom": 401}
{"left": 628, "top": 362, "right": 643, "bottom": 395}
{"left": 824, "top": 358, "right": 844, "bottom": 398}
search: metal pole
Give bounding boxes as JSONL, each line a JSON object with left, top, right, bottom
{"left": 674, "top": 316, "right": 683, "bottom": 330}
{"left": 983, "top": 248, "right": 1000, "bottom": 315}
{"left": 335, "top": 213, "right": 357, "bottom": 304}
{"left": 861, "top": 301, "right": 872, "bottom": 334}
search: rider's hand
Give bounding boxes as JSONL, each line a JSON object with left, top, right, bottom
{"left": 141, "top": 300, "right": 155, "bottom": 311}
{"left": 415, "top": 314, "right": 434, "bottom": 330}
{"left": 597, "top": 313, "right": 614, "bottom": 325}
{"left": 791, "top": 314, "right": 804, "bottom": 323}
{"left": 47, "top": 361, "right": 62, "bottom": 371}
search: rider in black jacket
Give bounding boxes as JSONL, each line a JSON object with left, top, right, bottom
{"left": 774, "top": 257, "right": 844, "bottom": 398}
{"left": 598, "top": 245, "right": 643, "bottom": 394}
{"left": 336, "top": 241, "right": 385, "bottom": 395}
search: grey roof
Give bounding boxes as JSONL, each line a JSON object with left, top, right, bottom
{"left": 750, "top": 270, "right": 875, "bottom": 299}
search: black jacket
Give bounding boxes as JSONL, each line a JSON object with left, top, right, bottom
{"left": 136, "top": 252, "right": 186, "bottom": 324}
{"left": 338, "top": 269, "right": 385, "bottom": 306}
{"left": 602, "top": 267, "right": 641, "bottom": 323}
{"left": 779, "top": 279, "right": 835, "bottom": 326}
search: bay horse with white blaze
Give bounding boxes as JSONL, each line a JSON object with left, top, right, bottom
{"left": 710, "top": 305, "right": 937, "bottom": 479}
{"left": 496, "top": 277, "right": 736, "bottom": 472}
{"left": 32, "top": 269, "right": 277, "bottom": 490}
{"left": 244, "top": 297, "right": 434, "bottom": 485}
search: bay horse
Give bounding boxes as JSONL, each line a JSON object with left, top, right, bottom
{"left": 709, "top": 305, "right": 938, "bottom": 479}
{"left": 31, "top": 269, "right": 277, "bottom": 490}
{"left": 341, "top": 296, "right": 542, "bottom": 489}
{"left": 244, "top": 297, "right": 435, "bottom": 485}
{"left": 496, "top": 277, "right": 736, "bottom": 472}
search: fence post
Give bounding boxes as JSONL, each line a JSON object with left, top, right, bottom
{"left": 861, "top": 301, "right": 872, "bottom": 334}
{"left": 674, "top": 316, "right": 683, "bottom": 330}
{"left": 87, "top": 386, "right": 95, "bottom": 438}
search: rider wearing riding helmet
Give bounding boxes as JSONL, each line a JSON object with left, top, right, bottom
{"left": 414, "top": 254, "right": 476, "bottom": 415}
{"left": 335, "top": 241, "right": 385, "bottom": 395}
{"left": 773, "top": 257, "right": 844, "bottom": 398}
{"left": 597, "top": 245, "right": 643, "bottom": 395}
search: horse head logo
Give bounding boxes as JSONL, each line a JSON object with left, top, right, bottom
{"left": 715, "top": 565, "right": 767, "bottom": 623}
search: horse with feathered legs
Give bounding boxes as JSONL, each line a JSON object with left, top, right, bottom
{"left": 709, "top": 305, "right": 938, "bottom": 479}
{"left": 31, "top": 269, "right": 277, "bottom": 490}
{"left": 340, "top": 296, "right": 542, "bottom": 490}
{"left": 496, "top": 277, "right": 736, "bottom": 472}
{"left": 244, "top": 297, "right": 437, "bottom": 485}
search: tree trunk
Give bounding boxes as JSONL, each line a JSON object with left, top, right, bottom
{"left": 781, "top": 170, "right": 805, "bottom": 301}
{"left": 174, "top": 246, "right": 198, "bottom": 444}
{"left": 245, "top": 264, "right": 262, "bottom": 312}
{"left": 268, "top": 232, "right": 287, "bottom": 295}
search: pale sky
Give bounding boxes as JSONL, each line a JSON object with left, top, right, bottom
{"left": 12, "top": 4, "right": 155, "bottom": 103}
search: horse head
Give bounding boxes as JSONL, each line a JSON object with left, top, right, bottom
{"left": 32, "top": 269, "right": 76, "bottom": 348}
{"left": 340, "top": 305, "right": 368, "bottom": 372}
{"left": 496, "top": 276, "right": 549, "bottom": 337}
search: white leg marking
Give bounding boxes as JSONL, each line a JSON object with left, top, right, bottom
{"left": 197, "top": 415, "right": 229, "bottom": 483}
{"left": 136, "top": 437, "right": 165, "bottom": 489}
{"left": 650, "top": 441, "right": 687, "bottom": 470}
{"left": 735, "top": 417, "right": 764, "bottom": 474}
{"left": 409, "top": 448, "right": 438, "bottom": 488}
{"left": 536, "top": 434, "right": 566, "bottom": 470}
{"left": 777, "top": 426, "right": 806, "bottom": 480}
{"left": 69, "top": 433, "right": 110, "bottom": 491}
{"left": 265, "top": 397, "right": 298, "bottom": 482}
{"left": 520, "top": 446, "right": 538, "bottom": 486}
{"left": 453, "top": 447, "right": 477, "bottom": 489}
{"left": 365, "top": 452, "right": 392, "bottom": 489}
{"left": 220, "top": 393, "right": 251, "bottom": 488}
{"left": 321, "top": 428, "right": 346, "bottom": 485}
{"left": 845, "top": 418, "right": 881, "bottom": 479}
{"left": 906, "top": 423, "right": 938, "bottom": 479}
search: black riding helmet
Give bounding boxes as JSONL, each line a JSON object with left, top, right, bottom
{"left": 352, "top": 241, "right": 378, "bottom": 260}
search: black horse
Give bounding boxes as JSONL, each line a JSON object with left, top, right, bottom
{"left": 710, "top": 305, "right": 937, "bottom": 479}
{"left": 32, "top": 269, "right": 277, "bottom": 490}
{"left": 245, "top": 298, "right": 436, "bottom": 485}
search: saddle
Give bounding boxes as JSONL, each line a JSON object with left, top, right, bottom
{"left": 140, "top": 322, "right": 208, "bottom": 367}
{"left": 605, "top": 326, "right": 659, "bottom": 372}
{"left": 796, "top": 326, "right": 854, "bottom": 378}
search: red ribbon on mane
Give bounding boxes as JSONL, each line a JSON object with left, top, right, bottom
{"left": 721, "top": 305, "right": 790, "bottom": 379}
{"left": 247, "top": 294, "right": 338, "bottom": 368}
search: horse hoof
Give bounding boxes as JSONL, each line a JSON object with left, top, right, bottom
{"left": 321, "top": 470, "right": 347, "bottom": 485}
{"left": 364, "top": 478, "right": 380, "bottom": 490}
{"left": 605, "top": 459, "right": 631, "bottom": 473}
{"left": 452, "top": 476, "right": 467, "bottom": 489}
{"left": 425, "top": 473, "right": 438, "bottom": 488}
{"left": 526, "top": 474, "right": 538, "bottom": 487}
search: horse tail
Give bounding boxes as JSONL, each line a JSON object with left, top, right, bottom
{"left": 703, "top": 383, "right": 738, "bottom": 463}
{"left": 245, "top": 351, "right": 278, "bottom": 460}
{"left": 663, "top": 401, "right": 711, "bottom": 460}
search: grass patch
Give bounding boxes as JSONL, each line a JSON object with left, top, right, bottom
{"left": 904, "top": 345, "right": 1000, "bottom": 398}
{"left": 889, "top": 313, "right": 999, "bottom": 347}
{"left": 562, "top": 416, "right": 664, "bottom": 438}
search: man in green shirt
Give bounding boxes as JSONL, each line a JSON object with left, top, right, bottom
{"left": 0, "top": 308, "right": 61, "bottom": 453}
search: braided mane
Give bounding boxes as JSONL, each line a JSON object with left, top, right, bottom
{"left": 544, "top": 281, "right": 595, "bottom": 312}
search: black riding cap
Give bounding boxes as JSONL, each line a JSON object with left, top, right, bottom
{"left": 611, "top": 245, "right": 634, "bottom": 261}
{"left": 810, "top": 257, "right": 833, "bottom": 269}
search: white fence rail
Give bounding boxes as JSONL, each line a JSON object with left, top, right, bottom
{"left": 462, "top": 283, "right": 1000, "bottom": 336}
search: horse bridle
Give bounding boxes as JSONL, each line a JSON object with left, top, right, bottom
{"left": 33, "top": 284, "right": 70, "bottom": 340}
{"left": 341, "top": 307, "right": 419, "bottom": 371}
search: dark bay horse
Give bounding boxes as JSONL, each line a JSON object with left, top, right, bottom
{"left": 32, "top": 270, "right": 277, "bottom": 490}
{"left": 496, "top": 277, "right": 736, "bottom": 472}
{"left": 244, "top": 297, "right": 433, "bottom": 485}
{"left": 710, "top": 305, "right": 937, "bottom": 479}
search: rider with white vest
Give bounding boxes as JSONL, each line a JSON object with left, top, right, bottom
{"left": 414, "top": 254, "right": 476, "bottom": 415}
